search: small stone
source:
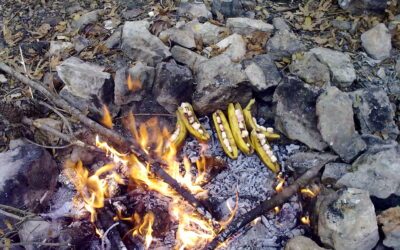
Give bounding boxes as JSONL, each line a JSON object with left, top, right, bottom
{"left": 121, "top": 21, "right": 171, "bottom": 66}
{"left": 244, "top": 54, "right": 282, "bottom": 91}
{"left": 361, "top": 23, "right": 392, "bottom": 60}
{"left": 49, "top": 41, "right": 73, "bottom": 55}
{"left": 185, "top": 20, "right": 229, "bottom": 46}
{"left": 396, "top": 59, "right": 400, "bottom": 77}
{"left": 153, "top": 61, "right": 194, "bottom": 113}
{"left": 316, "top": 87, "right": 366, "bottom": 162}
{"left": 122, "top": 8, "right": 143, "bottom": 19}
{"left": 103, "top": 26, "right": 122, "bottom": 49}
{"left": 159, "top": 27, "right": 196, "bottom": 49}
{"left": 211, "top": 0, "right": 243, "bottom": 17}
{"left": 285, "top": 236, "right": 326, "bottom": 250}
{"left": 321, "top": 163, "right": 351, "bottom": 185}
{"left": 0, "top": 74, "right": 7, "bottom": 83}
{"left": 377, "top": 207, "right": 400, "bottom": 249}
{"left": 331, "top": 19, "right": 352, "bottom": 31}
{"left": 71, "top": 10, "right": 102, "bottom": 31}
{"left": 178, "top": 2, "right": 212, "bottom": 19}
{"left": 317, "top": 188, "right": 379, "bottom": 250}
{"left": 272, "top": 17, "right": 290, "bottom": 31}
{"left": 226, "top": 17, "right": 273, "bottom": 35}
{"left": 289, "top": 52, "right": 330, "bottom": 87}
{"left": 286, "top": 152, "right": 338, "bottom": 174}
{"left": 72, "top": 35, "right": 90, "bottom": 53}
{"left": 171, "top": 46, "right": 208, "bottom": 71}
{"left": 338, "top": 0, "right": 389, "bottom": 14}
{"left": 266, "top": 30, "right": 305, "bottom": 59}
{"left": 204, "top": 33, "right": 246, "bottom": 61}
{"left": 310, "top": 47, "right": 356, "bottom": 87}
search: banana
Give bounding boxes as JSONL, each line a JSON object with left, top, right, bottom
{"left": 243, "top": 99, "right": 280, "bottom": 141}
{"left": 227, "top": 103, "right": 253, "bottom": 155}
{"left": 177, "top": 102, "right": 210, "bottom": 142}
{"left": 212, "top": 110, "right": 238, "bottom": 159}
{"left": 250, "top": 129, "right": 280, "bottom": 173}
{"left": 169, "top": 111, "right": 188, "bottom": 148}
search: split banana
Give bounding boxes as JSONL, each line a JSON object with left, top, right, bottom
{"left": 169, "top": 111, "right": 188, "bottom": 148}
{"left": 243, "top": 99, "right": 280, "bottom": 141}
{"left": 250, "top": 129, "right": 280, "bottom": 173}
{"left": 177, "top": 102, "right": 210, "bottom": 142}
{"left": 227, "top": 103, "right": 253, "bottom": 155}
{"left": 212, "top": 110, "right": 238, "bottom": 159}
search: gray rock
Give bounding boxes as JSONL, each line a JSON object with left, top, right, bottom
{"left": 310, "top": 47, "right": 356, "bottom": 87}
{"left": 317, "top": 188, "right": 379, "bottom": 250}
{"left": 56, "top": 57, "right": 110, "bottom": 99}
{"left": 0, "top": 74, "right": 7, "bottom": 83}
{"left": 361, "top": 23, "right": 392, "bottom": 60}
{"left": 104, "top": 26, "right": 121, "bottom": 49}
{"left": 185, "top": 21, "right": 229, "bottom": 46}
{"left": 285, "top": 236, "right": 327, "bottom": 250}
{"left": 244, "top": 54, "right": 282, "bottom": 91}
{"left": 351, "top": 88, "right": 399, "bottom": 139}
{"left": 71, "top": 10, "right": 102, "bottom": 31}
{"left": 171, "top": 45, "right": 208, "bottom": 71}
{"left": 273, "top": 17, "right": 291, "bottom": 31}
{"left": 204, "top": 33, "right": 246, "bottom": 61}
{"left": 377, "top": 206, "right": 400, "bottom": 249}
{"left": 19, "top": 219, "right": 61, "bottom": 250}
{"left": 286, "top": 152, "right": 338, "bottom": 174}
{"left": 289, "top": 52, "right": 330, "bottom": 87}
{"left": 396, "top": 58, "right": 400, "bottom": 77}
{"left": 49, "top": 41, "right": 73, "bottom": 55}
{"left": 338, "top": 0, "right": 389, "bottom": 13}
{"left": 211, "top": 0, "right": 243, "bottom": 17}
{"left": 331, "top": 19, "right": 352, "bottom": 31}
{"left": 153, "top": 61, "right": 194, "bottom": 113}
{"left": 121, "top": 21, "right": 171, "bottom": 66}
{"left": 159, "top": 27, "right": 196, "bottom": 49}
{"left": 72, "top": 35, "right": 90, "bottom": 53}
{"left": 114, "top": 62, "right": 155, "bottom": 105}
{"left": 226, "top": 17, "right": 274, "bottom": 35}
{"left": 316, "top": 87, "right": 366, "bottom": 162}
{"left": 321, "top": 163, "right": 351, "bottom": 185}
{"left": 178, "top": 2, "right": 212, "bottom": 18}
{"left": 266, "top": 30, "right": 305, "bottom": 59}
{"left": 274, "top": 78, "right": 327, "bottom": 151}
{"left": 0, "top": 143, "right": 58, "bottom": 212}
{"left": 193, "top": 55, "right": 252, "bottom": 114}
{"left": 337, "top": 145, "right": 400, "bottom": 199}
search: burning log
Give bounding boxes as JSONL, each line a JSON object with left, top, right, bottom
{"left": 204, "top": 163, "right": 326, "bottom": 250}
{"left": 0, "top": 63, "right": 216, "bottom": 222}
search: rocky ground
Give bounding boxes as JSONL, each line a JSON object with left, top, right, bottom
{"left": 0, "top": 0, "right": 400, "bottom": 249}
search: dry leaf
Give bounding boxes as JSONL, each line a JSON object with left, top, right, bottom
{"left": 302, "top": 16, "right": 314, "bottom": 31}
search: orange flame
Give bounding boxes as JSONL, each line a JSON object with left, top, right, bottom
{"left": 301, "top": 215, "right": 310, "bottom": 225}
{"left": 101, "top": 105, "right": 113, "bottom": 129}
{"left": 275, "top": 173, "right": 285, "bottom": 193}
{"left": 127, "top": 74, "right": 142, "bottom": 92}
{"left": 300, "top": 188, "right": 316, "bottom": 198}
{"left": 132, "top": 212, "right": 155, "bottom": 249}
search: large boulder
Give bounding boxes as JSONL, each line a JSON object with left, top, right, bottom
{"left": 121, "top": 21, "right": 171, "bottom": 66}
{"left": 203, "top": 33, "right": 246, "bottom": 62}
{"left": 192, "top": 55, "right": 252, "bottom": 114}
{"left": 337, "top": 145, "right": 400, "bottom": 199}
{"left": 274, "top": 78, "right": 327, "bottom": 151}
{"left": 153, "top": 61, "right": 194, "bottom": 113}
{"left": 361, "top": 23, "right": 392, "bottom": 60}
{"left": 266, "top": 30, "right": 305, "bottom": 59}
{"left": 350, "top": 87, "right": 399, "bottom": 139}
{"left": 316, "top": 188, "right": 379, "bottom": 250}
{"left": 316, "top": 87, "right": 366, "bottom": 162}
{"left": 377, "top": 206, "right": 400, "bottom": 249}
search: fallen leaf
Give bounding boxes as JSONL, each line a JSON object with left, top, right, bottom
{"left": 302, "top": 16, "right": 314, "bottom": 31}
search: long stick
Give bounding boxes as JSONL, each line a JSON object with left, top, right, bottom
{"left": 204, "top": 163, "right": 325, "bottom": 250}
{"left": 0, "top": 62, "right": 216, "bottom": 220}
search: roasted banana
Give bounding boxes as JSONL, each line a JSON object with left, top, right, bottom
{"left": 250, "top": 129, "right": 280, "bottom": 173}
{"left": 212, "top": 110, "right": 238, "bottom": 159}
{"left": 169, "top": 111, "right": 188, "bottom": 148}
{"left": 177, "top": 102, "right": 210, "bottom": 142}
{"left": 243, "top": 99, "right": 280, "bottom": 141}
{"left": 227, "top": 103, "right": 253, "bottom": 155}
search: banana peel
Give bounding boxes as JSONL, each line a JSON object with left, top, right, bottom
{"left": 170, "top": 111, "right": 188, "bottom": 148}
{"left": 227, "top": 103, "right": 253, "bottom": 155}
{"left": 250, "top": 129, "right": 280, "bottom": 173}
{"left": 243, "top": 99, "right": 280, "bottom": 141}
{"left": 212, "top": 110, "right": 238, "bottom": 159}
{"left": 177, "top": 102, "right": 210, "bottom": 142}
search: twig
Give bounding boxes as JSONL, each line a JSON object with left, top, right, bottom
{"left": 101, "top": 222, "right": 121, "bottom": 250}
{"left": 0, "top": 241, "right": 71, "bottom": 247}
{"left": 38, "top": 100, "right": 74, "bottom": 135}
{"left": 24, "top": 138, "right": 73, "bottom": 149}
{"left": 204, "top": 163, "right": 326, "bottom": 250}
{"left": 0, "top": 208, "right": 24, "bottom": 221}
{"left": 0, "top": 204, "right": 34, "bottom": 216}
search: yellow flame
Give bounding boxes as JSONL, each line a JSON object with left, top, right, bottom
{"left": 301, "top": 216, "right": 310, "bottom": 225}
{"left": 101, "top": 105, "right": 113, "bottom": 129}
{"left": 274, "top": 206, "right": 280, "bottom": 214}
{"left": 132, "top": 212, "right": 155, "bottom": 249}
{"left": 300, "top": 188, "right": 316, "bottom": 198}
{"left": 275, "top": 173, "right": 285, "bottom": 193}
{"left": 127, "top": 74, "right": 143, "bottom": 92}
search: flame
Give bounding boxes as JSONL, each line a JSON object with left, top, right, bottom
{"left": 252, "top": 217, "right": 261, "bottom": 225}
{"left": 301, "top": 215, "right": 310, "bottom": 225}
{"left": 300, "top": 188, "right": 316, "bottom": 198}
{"left": 132, "top": 212, "right": 155, "bottom": 249}
{"left": 274, "top": 206, "right": 280, "bottom": 214}
{"left": 275, "top": 173, "right": 285, "bottom": 193}
{"left": 101, "top": 105, "right": 113, "bottom": 129}
{"left": 127, "top": 74, "right": 143, "bottom": 92}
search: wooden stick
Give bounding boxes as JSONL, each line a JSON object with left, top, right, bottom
{"left": 0, "top": 62, "right": 216, "bottom": 221}
{"left": 204, "top": 163, "right": 325, "bottom": 250}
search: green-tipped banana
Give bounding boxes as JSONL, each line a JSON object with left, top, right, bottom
{"left": 227, "top": 103, "right": 253, "bottom": 155}
{"left": 177, "top": 103, "right": 210, "bottom": 142}
{"left": 250, "top": 129, "right": 280, "bottom": 173}
{"left": 212, "top": 110, "right": 238, "bottom": 159}
{"left": 243, "top": 99, "right": 280, "bottom": 141}
{"left": 169, "top": 111, "right": 188, "bottom": 148}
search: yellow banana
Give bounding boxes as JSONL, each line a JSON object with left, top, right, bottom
{"left": 177, "top": 102, "right": 210, "bottom": 142}
{"left": 169, "top": 111, "right": 188, "bottom": 148}
{"left": 212, "top": 110, "right": 238, "bottom": 159}
{"left": 243, "top": 99, "right": 280, "bottom": 141}
{"left": 250, "top": 129, "right": 280, "bottom": 173}
{"left": 227, "top": 103, "right": 253, "bottom": 155}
